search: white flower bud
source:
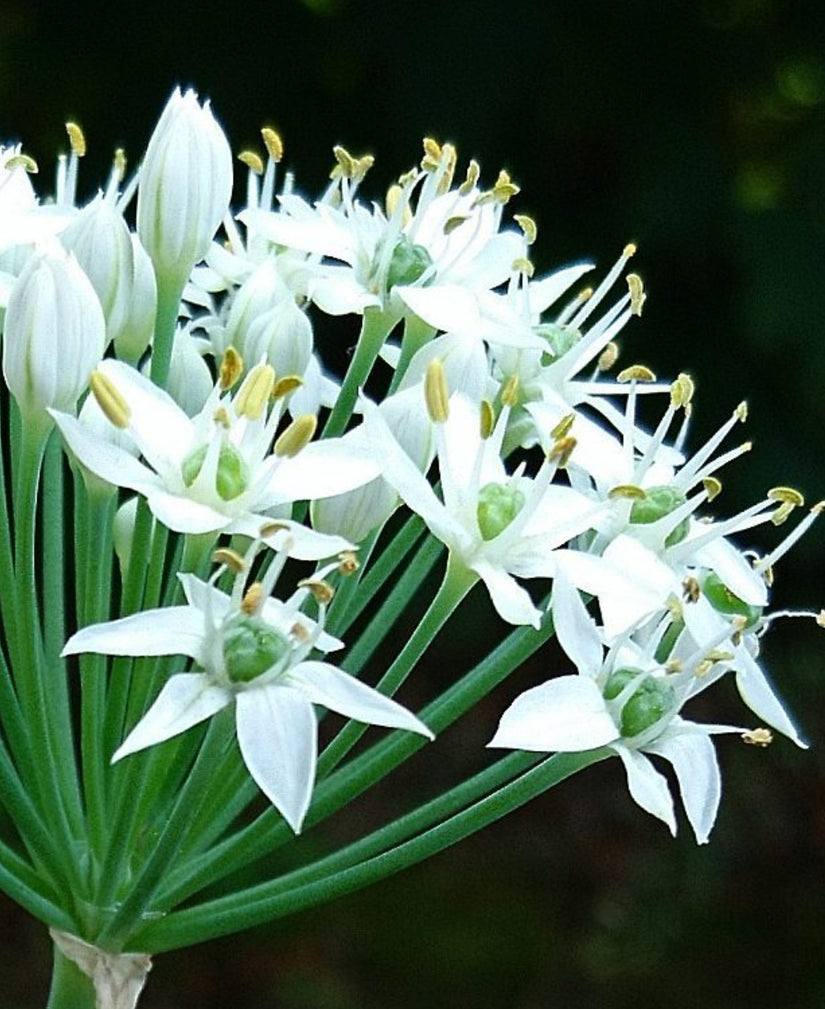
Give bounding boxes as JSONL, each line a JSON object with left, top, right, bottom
{"left": 136, "top": 88, "right": 233, "bottom": 283}
{"left": 2, "top": 247, "right": 105, "bottom": 419}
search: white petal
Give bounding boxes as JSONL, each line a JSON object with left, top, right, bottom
{"left": 264, "top": 436, "right": 382, "bottom": 506}
{"left": 236, "top": 686, "right": 317, "bottom": 834}
{"left": 551, "top": 570, "right": 604, "bottom": 677}
{"left": 230, "top": 515, "right": 354, "bottom": 560}
{"left": 472, "top": 559, "right": 541, "bottom": 629}
{"left": 734, "top": 647, "right": 807, "bottom": 748}
{"left": 308, "top": 273, "right": 382, "bottom": 316}
{"left": 488, "top": 676, "right": 618, "bottom": 751}
{"left": 112, "top": 673, "right": 231, "bottom": 761}
{"left": 50, "top": 410, "right": 158, "bottom": 494}
{"left": 145, "top": 486, "right": 232, "bottom": 534}
{"left": 691, "top": 535, "right": 768, "bottom": 607}
{"left": 528, "top": 263, "right": 594, "bottom": 315}
{"left": 291, "top": 661, "right": 433, "bottom": 738}
{"left": 615, "top": 746, "right": 677, "bottom": 835}
{"left": 395, "top": 284, "right": 480, "bottom": 335}
{"left": 62, "top": 607, "right": 205, "bottom": 662}
{"left": 645, "top": 724, "right": 721, "bottom": 844}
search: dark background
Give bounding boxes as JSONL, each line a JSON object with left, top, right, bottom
{"left": 3, "top": 0, "right": 825, "bottom": 1006}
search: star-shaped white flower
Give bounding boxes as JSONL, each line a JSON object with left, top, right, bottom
{"left": 62, "top": 557, "right": 433, "bottom": 833}
{"left": 489, "top": 573, "right": 743, "bottom": 843}
{"left": 50, "top": 357, "right": 380, "bottom": 551}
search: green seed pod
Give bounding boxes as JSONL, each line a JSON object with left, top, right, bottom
{"left": 535, "top": 322, "right": 580, "bottom": 359}
{"left": 386, "top": 236, "right": 434, "bottom": 289}
{"left": 701, "top": 571, "right": 763, "bottom": 628}
{"left": 181, "top": 442, "right": 250, "bottom": 501}
{"left": 222, "top": 613, "right": 290, "bottom": 683}
{"left": 477, "top": 482, "right": 525, "bottom": 541}
{"left": 629, "top": 485, "right": 689, "bottom": 547}
{"left": 603, "top": 667, "right": 676, "bottom": 738}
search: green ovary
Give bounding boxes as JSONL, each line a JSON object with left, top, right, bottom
{"left": 701, "top": 571, "right": 763, "bottom": 628}
{"left": 223, "top": 614, "right": 290, "bottom": 683}
{"left": 385, "top": 236, "right": 434, "bottom": 289}
{"left": 603, "top": 667, "right": 676, "bottom": 738}
{"left": 477, "top": 482, "right": 525, "bottom": 541}
{"left": 181, "top": 442, "right": 250, "bottom": 501}
{"left": 629, "top": 485, "right": 689, "bottom": 547}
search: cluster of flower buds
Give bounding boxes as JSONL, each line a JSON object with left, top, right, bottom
{"left": 2, "top": 88, "right": 821, "bottom": 841}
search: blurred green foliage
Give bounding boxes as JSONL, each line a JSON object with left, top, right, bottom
{"left": 2, "top": 1, "right": 824, "bottom": 1006}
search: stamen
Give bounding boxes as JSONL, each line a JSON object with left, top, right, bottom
{"left": 742, "top": 728, "right": 773, "bottom": 747}
{"left": 297, "top": 578, "right": 336, "bottom": 605}
{"left": 479, "top": 399, "right": 495, "bottom": 439}
{"left": 626, "top": 273, "right": 646, "bottom": 315}
{"left": 241, "top": 582, "right": 265, "bottom": 615}
{"left": 238, "top": 151, "right": 264, "bottom": 175}
{"left": 597, "top": 342, "right": 619, "bottom": 371}
{"left": 458, "top": 159, "right": 480, "bottom": 195}
{"left": 550, "top": 413, "right": 575, "bottom": 440}
{"left": 514, "top": 214, "right": 537, "bottom": 244}
{"left": 500, "top": 374, "right": 520, "bottom": 407}
{"left": 219, "top": 347, "right": 244, "bottom": 390}
{"left": 549, "top": 435, "right": 576, "bottom": 468}
{"left": 273, "top": 375, "right": 303, "bottom": 399}
{"left": 90, "top": 371, "right": 130, "bottom": 429}
{"left": 66, "top": 122, "right": 86, "bottom": 157}
{"left": 617, "top": 365, "right": 657, "bottom": 383}
{"left": 338, "top": 551, "right": 360, "bottom": 575}
{"left": 274, "top": 415, "right": 318, "bottom": 457}
{"left": 235, "top": 364, "right": 276, "bottom": 420}
{"left": 4, "top": 153, "right": 38, "bottom": 174}
{"left": 213, "top": 548, "right": 247, "bottom": 573}
{"left": 261, "top": 127, "right": 284, "bottom": 163}
{"left": 756, "top": 501, "right": 824, "bottom": 571}
{"left": 424, "top": 359, "right": 450, "bottom": 423}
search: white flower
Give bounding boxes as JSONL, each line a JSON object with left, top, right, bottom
{"left": 49, "top": 357, "right": 381, "bottom": 549}
{"left": 62, "top": 556, "right": 433, "bottom": 833}
{"left": 489, "top": 573, "right": 743, "bottom": 843}
{"left": 136, "top": 89, "right": 233, "bottom": 283}
{"left": 363, "top": 380, "right": 607, "bottom": 627}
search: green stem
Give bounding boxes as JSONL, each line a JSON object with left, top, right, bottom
{"left": 387, "top": 314, "right": 435, "bottom": 394}
{"left": 148, "top": 271, "right": 186, "bottom": 390}
{"left": 133, "top": 749, "right": 610, "bottom": 952}
{"left": 322, "top": 307, "right": 397, "bottom": 438}
{"left": 46, "top": 945, "right": 96, "bottom": 1009}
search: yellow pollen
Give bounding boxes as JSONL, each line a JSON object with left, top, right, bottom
{"left": 212, "top": 548, "right": 246, "bottom": 573}
{"left": 771, "top": 501, "right": 795, "bottom": 526}
{"left": 338, "top": 551, "right": 360, "bottom": 575}
{"left": 665, "top": 659, "right": 683, "bottom": 673}
{"left": 424, "top": 359, "right": 450, "bottom": 423}
{"left": 608, "top": 484, "right": 647, "bottom": 500}
{"left": 259, "top": 520, "right": 290, "bottom": 539}
{"left": 298, "top": 578, "right": 335, "bottom": 605}
{"left": 212, "top": 407, "right": 231, "bottom": 429}
{"left": 617, "top": 365, "right": 657, "bottom": 383}
{"left": 550, "top": 413, "right": 575, "bottom": 440}
{"left": 682, "top": 575, "right": 701, "bottom": 603}
{"left": 623, "top": 242, "right": 637, "bottom": 258}
{"left": 421, "top": 137, "right": 443, "bottom": 169}
{"left": 549, "top": 435, "right": 576, "bottom": 468}
{"left": 241, "top": 582, "right": 265, "bottom": 616}
{"left": 113, "top": 148, "right": 126, "bottom": 181}
{"left": 261, "top": 128, "right": 284, "bottom": 163}
{"left": 816, "top": 610, "right": 825, "bottom": 628}
{"left": 479, "top": 399, "right": 495, "bottom": 439}
{"left": 626, "top": 273, "right": 646, "bottom": 315}
{"left": 577, "top": 286, "right": 594, "bottom": 303}
{"left": 703, "top": 476, "right": 722, "bottom": 501}
{"left": 238, "top": 151, "right": 264, "bottom": 175}
{"left": 513, "top": 214, "right": 537, "bottom": 244}
{"left": 4, "top": 153, "right": 38, "bottom": 174}
{"left": 492, "top": 169, "right": 519, "bottom": 203}
{"left": 458, "top": 159, "right": 481, "bottom": 195}
{"left": 437, "top": 144, "right": 457, "bottom": 194}
{"left": 397, "top": 168, "right": 418, "bottom": 189}
{"left": 274, "top": 414, "right": 317, "bottom": 457}
{"left": 742, "top": 728, "right": 773, "bottom": 747}
{"left": 89, "top": 370, "right": 130, "bottom": 429}
{"left": 512, "top": 257, "right": 534, "bottom": 278}
{"left": 813, "top": 501, "right": 825, "bottom": 515}
{"left": 272, "top": 375, "right": 304, "bottom": 400}
{"left": 386, "top": 184, "right": 411, "bottom": 224}
{"left": 735, "top": 401, "right": 748, "bottom": 422}
{"left": 671, "top": 372, "right": 695, "bottom": 409}
{"left": 768, "top": 486, "right": 805, "bottom": 507}
{"left": 235, "top": 364, "right": 276, "bottom": 420}
{"left": 597, "top": 342, "right": 619, "bottom": 372}
{"left": 500, "top": 374, "right": 520, "bottom": 408}
{"left": 443, "top": 215, "right": 470, "bottom": 235}
{"left": 219, "top": 347, "right": 244, "bottom": 390}
{"left": 65, "top": 122, "right": 86, "bottom": 157}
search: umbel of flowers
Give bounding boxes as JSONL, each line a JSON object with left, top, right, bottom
{"left": 0, "top": 89, "right": 821, "bottom": 1008}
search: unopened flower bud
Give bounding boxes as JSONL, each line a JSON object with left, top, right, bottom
{"left": 137, "top": 88, "right": 233, "bottom": 283}
{"left": 3, "top": 247, "right": 105, "bottom": 419}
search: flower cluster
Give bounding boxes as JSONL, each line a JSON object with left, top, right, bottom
{"left": 2, "top": 87, "right": 821, "bottom": 850}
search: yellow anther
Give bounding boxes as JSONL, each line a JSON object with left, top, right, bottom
{"left": 576, "top": 286, "right": 594, "bottom": 304}
{"left": 623, "top": 242, "right": 637, "bottom": 258}
{"left": 742, "top": 728, "right": 773, "bottom": 747}
{"left": 436, "top": 143, "right": 457, "bottom": 193}
{"left": 813, "top": 501, "right": 825, "bottom": 514}
{"left": 238, "top": 150, "right": 265, "bottom": 175}
{"left": 702, "top": 476, "right": 722, "bottom": 501}
{"left": 397, "top": 167, "right": 418, "bottom": 189}
{"left": 212, "top": 548, "right": 246, "bottom": 573}
{"left": 670, "top": 372, "right": 695, "bottom": 409}
{"left": 386, "top": 183, "right": 411, "bottom": 224}
{"left": 338, "top": 551, "right": 360, "bottom": 575}
{"left": 626, "top": 273, "right": 646, "bottom": 316}
{"left": 735, "top": 401, "right": 748, "bottom": 422}
{"left": 771, "top": 501, "right": 795, "bottom": 526}
{"left": 617, "top": 365, "right": 657, "bottom": 383}
{"left": 479, "top": 399, "right": 495, "bottom": 439}
{"left": 549, "top": 436, "right": 577, "bottom": 468}
{"left": 65, "top": 122, "right": 86, "bottom": 157}
{"left": 500, "top": 374, "right": 520, "bottom": 407}
{"left": 512, "top": 257, "right": 534, "bottom": 278}
{"left": 235, "top": 364, "right": 276, "bottom": 421}
{"left": 665, "top": 658, "right": 683, "bottom": 673}
{"left": 816, "top": 610, "right": 825, "bottom": 628}
{"left": 219, "top": 347, "right": 244, "bottom": 390}
{"left": 665, "top": 595, "right": 684, "bottom": 620}
{"left": 90, "top": 370, "right": 130, "bottom": 429}
{"left": 768, "top": 486, "right": 805, "bottom": 507}
{"left": 354, "top": 153, "right": 375, "bottom": 181}
{"left": 291, "top": 622, "right": 311, "bottom": 643}
{"left": 458, "top": 158, "right": 480, "bottom": 195}
{"left": 112, "top": 148, "right": 127, "bottom": 181}
{"left": 597, "top": 342, "right": 619, "bottom": 372}
{"left": 212, "top": 407, "right": 231, "bottom": 429}
{"left": 608, "top": 484, "right": 648, "bottom": 500}
{"left": 241, "top": 582, "right": 265, "bottom": 615}
{"left": 274, "top": 414, "right": 317, "bottom": 457}
{"left": 272, "top": 375, "right": 304, "bottom": 400}
{"left": 424, "top": 359, "right": 450, "bottom": 423}
{"left": 550, "top": 413, "right": 575, "bottom": 440}
{"left": 261, "top": 127, "right": 284, "bottom": 163}
{"left": 514, "top": 214, "right": 537, "bottom": 244}
{"left": 4, "top": 153, "right": 38, "bottom": 174}
{"left": 298, "top": 578, "right": 335, "bottom": 605}
{"left": 258, "top": 520, "right": 290, "bottom": 540}
{"left": 443, "top": 214, "right": 470, "bottom": 235}
{"left": 492, "top": 169, "right": 520, "bottom": 203}
{"left": 331, "top": 146, "right": 372, "bottom": 181}
{"left": 683, "top": 575, "right": 701, "bottom": 603}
